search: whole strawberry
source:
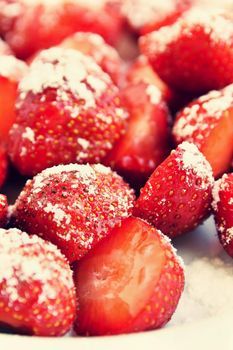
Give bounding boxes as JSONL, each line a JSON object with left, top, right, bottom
{"left": 8, "top": 48, "right": 128, "bottom": 176}
{"left": 212, "top": 173, "right": 233, "bottom": 258}
{"left": 0, "top": 228, "right": 76, "bottom": 336}
{"left": 74, "top": 217, "right": 184, "bottom": 336}
{"left": 133, "top": 142, "right": 214, "bottom": 238}
{"left": 11, "top": 163, "right": 135, "bottom": 263}
{"left": 173, "top": 84, "right": 233, "bottom": 178}
{"left": 140, "top": 8, "right": 233, "bottom": 94}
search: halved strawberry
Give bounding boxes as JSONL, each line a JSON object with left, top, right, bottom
{"left": 0, "top": 55, "right": 28, "bottom": 142}
{"left": 140, "top": 8, "right": 233, "bottom": 94}
{"left": 11, "top": 163, "right": 135, "bottom": 263}
{"left": 8, "top": 48, "right": 128, "bottom": 176}
{"left": 0, "top": 194, "right": 7, "bottom": 227}
{"left": 212, "top": 173, "right": 233, "bottom": 258}
{"left": 0, "top": 228, "right": 76, "bottom": 336}
{"left": 104, "top": 82, "right": 171, "bottom": 186}
{"left": 0, "top": 144, "right": 7, "bottom": 188}
{"left": 133, "top": 142, "right": 214, "bottom": 238}
{"left": 121, "top": 0, "right": 191, "bottom": 35}
{"left": 173, "top": 84, "right": 233, "bottom": 178}
{"left": 0, "top": 0, "right": 122, "bottom": 59}
{"left": 60, "top": 32, "right": 122, "bottom": 85}
{"left": 73, "top": 216, "right": 184, "bottom": 336}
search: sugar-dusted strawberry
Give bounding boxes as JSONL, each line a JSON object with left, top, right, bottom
{"left": 0, "top": 144, "right": 7, "bottom": 188}
{"left": 0, "top": 228, "right": 76, "bottom": 336}
{"left": 212, "top": 173, "right": 233, "bottom": 258}
{"left": 0, "top": 0, "right": 122, "bottom": 59}
{"left": 0, "top": 38, "right": 12, "bottom": 55}
{"left": 8, "top": 48, "right": 128, "bottom": 176}
{"left": 140, "top": 8, "right": 233, "bottom": 94}
{"left": 122, "top": 0, "right": 191, "bottom": 34}
{"left": 60, "top": 32, "right": 122, "bottom": 85}
{"left": 0, "top": 55, "right": 28, "bottom": 142}
{"left": 73, "top": 216, "right": 184, "bottom": 336}
{"left": 104, "top": 82, "right": 171, "bottom": 186}
{"left": 0, "top": 194, "right": 8, "bottom": 227}
{"left": 173, "top": 84, "right": 233, "bottom": 178}
{"left": 133, "top": 142, "right": 214, "bottom": 238}
{"left": 11, "top": 163, "right": 135, "bottom": 263}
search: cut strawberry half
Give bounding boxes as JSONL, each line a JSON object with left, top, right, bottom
{"left": 140, "top": 8, "right": 233, "bottom": 94}
{"left": 212, "top": 173, "right": 233, "bottom": 258}
{"left": 74, "top": 217, "right": 184, "bottom": 336}
{"left": 0, "top": 55, "right": 28, "bottom": 142}
{"left": 0, "top": 228, "right": 76, "bottom": 336}
{"left": 133, "top": 142, "right": 214, "bottom": 238}
{"left": 173, "top": 84, "right": 233, "bottom": 178}
{"left": 104, "top": 82, "right": 171, "bottom": 186}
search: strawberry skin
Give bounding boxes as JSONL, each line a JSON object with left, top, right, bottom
{"left": 140, "top": 9, "right": 233, "bottom": 94}
{"left": 173, "top": 84, "right": 233, "bottom": 178}
{"left": 104, "top": 82, "right": 171, "bottom": 186}
{"left": 0, "top": 144, "right": 7, "bottom": 188}
{"left": 8, "top": 48, "right": 128, "bottom": 176}
{"left": 60, "top": 32, "right": 122, "bottom": 86}
{"left": 0, "top": 194, "right": 8, "bottom": 227}
{"left": 11, "top": 163, "right": 135, "bottom": 263}
{"left": 74, "top": 217, "right": 184, "bottom": 336}
{"left": 212, "top": 173, "right": 233, "bottom": 258}
{"left": 133, "top": 142, "right": 214, "bottom": 238}
{"left": 0, "top": 228, "right": 76, "bottom": 336}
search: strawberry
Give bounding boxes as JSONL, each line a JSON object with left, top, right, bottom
{"left": 73, "top": 216, "right": 184, "bottom": 336}
{"left": 133, "top": 142, "right": 214, "bottom": 238}
{"left": 0, "top": 0, "right": 122, "bottom": 59}
{"left": 8, "top": 48, "right": 128, "bottom": 176}
{"left": 0, "top": 144, "right": 7, "bottom": 188}
{"left": 140, "top": 8, "right": 233, "bottom": 94}
{"left": 0, "top": 194, "right": 8, "bottom": 227}
{"left": 0, "top": 228, "right": 76, "bottom": 336}
{"left": 60, "top": 32, "right": 122, "bottom": 85}
{"left": 173, "top": 84, "right": 233, "bottom": 178}
{"left": 0, "top": 55, "right": 28, "bottom": 142}
{"left": 104, "top": 82, "right": 171, "bottom": 186}
{"left": 11, "top": 163, "right": 135, "bottom": 263}
{"left": 212, "top": 173, "right": 233, "bottom": 258}
{"left": 0, "top": 38, "right": 12, "bottom": 55}
{"left": 122, "top": 0, "right": 191, "bottom": 35}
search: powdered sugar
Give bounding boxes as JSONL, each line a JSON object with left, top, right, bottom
{"left": 146, "top": 84, "right": 161, "bottom": 104}
{"left": 44, "top": 203, "right": 71, "bottom": 225}
{"left": 212, "top": 174, "right": 229, "bottom": 211}
{"left": 225, "top": 227, "right": 233, "bottom": 244}
{"left": 22, "top": 127, "right": 35, "bottom": 143}
{"left": 0, "top": 55, "right": 28, "bottom": 81}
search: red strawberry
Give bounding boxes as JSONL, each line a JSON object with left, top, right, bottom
{"left": 0, "top": 228, "right": 76, "bottom": 336}
{"left": 0, "top": 38, "right": 12, "bottom": 55}
{"left": 8, "top": 48, "right": 128, "bottom": 176}
{"left": 126, "top": 55, "right": 173, "bottom": 105}
{"left": 173, "top": 84, "right": 233, "bottom": 178}
{"left": 0, "top": 0, "right": 122, "bottom": 59}
{"left": 140, "top": 8, "right": 233, "bottom": 94}
{"left": 73, "top": 216, "right": 184, "bottom": 336}
{"left": 0, "top": 194, "right": 8, "bottom": 227}
{"left": 0, "top": 55, "right": 28, "bottom": 142}
{"left": 60, "top": 32, "right": 122, "bottom": 85}
{"left": 212, "top": 173, "right": 233, "bottom": 258}
{"left": 104, "top": 82, "right": 171, "bottom": 186}
{"left": 11, "top": 163, "right": 135, "bottom": 263}
{"left": 133, "top": 142, "right": 214, "bottom": 238}
{"left": 0, "top": 145, "right": 7, "bottom": 188}
{"left": 122, "top": 0, "right": 191, "bottom": 34}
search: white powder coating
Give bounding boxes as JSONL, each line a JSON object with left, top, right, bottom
{"left": 172, "top": 257, "right": 233, "bottom": 325}
{"left": 173, "top": 85, "right": 233, "bottom": 142}
{"left": 19, "top": 48, "right": 112, "bottom": 110}
{"left": 212, "top": 174, "right": 230, "bottom": 211}
{"left": 144, "top": 8, "right": 233, "bottom": 54}
{"left": 0, "top": 194, "right": 6, "bottom": 206}
{"left": 22, "top": 126, "right": 35, "bottom": 143}
{"left": 177, "top": 142, "right": 214, "bottom": 187}
{"left": 122, "top": 0, "right": 177, "bottom": 29}
{"left": 0, "top": 228, "right": 74, "bottom": 306}
{"left": 0, "top": 55, "right": 28, "bottom": 81}
{"left": 44, "top": 203, "right": 71, "bottom": 225}
{"left": 146, "top": 84, "right": 162, "bottom": 105}
{"left": 225, "top": 228, "right": 233, "bottom": 244}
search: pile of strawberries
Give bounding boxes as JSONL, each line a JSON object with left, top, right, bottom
{"left": 0, "top": 0, "right": 232, "bottom": 339}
